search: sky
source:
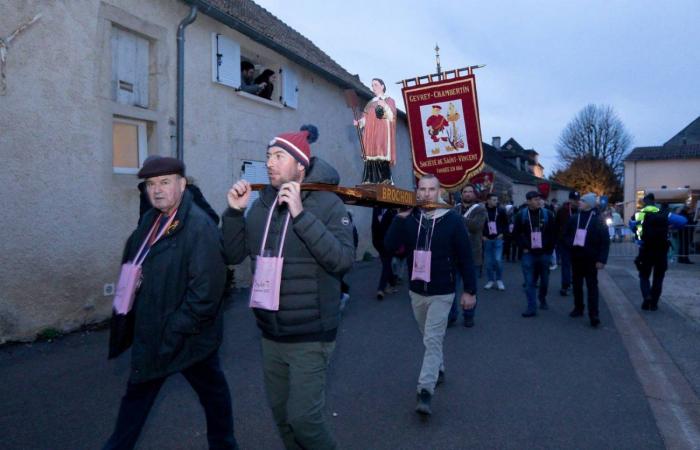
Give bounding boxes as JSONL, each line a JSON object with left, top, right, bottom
{"left": 255, "top": 0, "right": 700, "bottom": 176}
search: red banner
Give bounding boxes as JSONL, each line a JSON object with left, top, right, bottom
{"left": 401, "top": 75, "right": 484, "bottom": 189}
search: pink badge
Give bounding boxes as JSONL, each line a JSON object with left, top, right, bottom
{"left": 531, "top": 231, "right": 543, "bottom": 249}
{"left": 412, "top": 250, "right": 432, "bottom": 282}
{"left": 488, "top": 221, "right": 497, "bottom": 235}
{"left": 113, "top": 263, "right": 142, "bottom": 315}
{"left": 574, "top": 229, "right": 587, "bottom": 247}
{"left": 250, "top": 256, "right": 284, "bottom": 311}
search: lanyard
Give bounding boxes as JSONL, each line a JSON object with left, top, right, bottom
{"left": 259, "top": 195, "right": 291, "bottom": 257}
{"left": 576, "top": 210, "right": 594, "bottom": 231}
{"left": 415, "top": 213, "right": 437, "bottom": 251}
{"left": 134, "top": 210, "right": 178, "bottom": 266}
{"left": 527, "top": 209, "right": 542, "bottom": 232}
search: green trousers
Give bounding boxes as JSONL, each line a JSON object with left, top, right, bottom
{"left": 261, "top": 338, "right": 337, "bottom": 450}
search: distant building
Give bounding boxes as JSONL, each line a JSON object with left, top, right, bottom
{"left": 623, "top": 116, "right": 700, "bottom": 221}
{"left": 482, "top": 137, "right": 572, "bottom": 205}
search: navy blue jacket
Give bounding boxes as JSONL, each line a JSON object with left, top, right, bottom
{"left": 564, "top": 209, "right": 610, "bottom": 264}
{"left": 384, "top": 209, "right": 476, "bottom": 296}
{"left": 512, "top": 206, "right": 557, "bottom": 254}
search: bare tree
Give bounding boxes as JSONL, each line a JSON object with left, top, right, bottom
{"left": 556, "top": 104, "right": 632, "bottom": 177}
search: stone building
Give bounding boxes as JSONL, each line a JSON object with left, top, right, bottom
{"left": 483, "top": 137, "right": 571, "bottom": 206}
{"left": 0, "top": 0, "right": 414, "bottom": 342}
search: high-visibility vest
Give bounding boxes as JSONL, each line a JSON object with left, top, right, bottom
{"left": 634, "top": 205, "right": 659, "bottom": 239}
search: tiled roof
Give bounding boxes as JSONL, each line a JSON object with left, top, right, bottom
{"left": 625, "top": 144, "right": 700, "bottom": 161}
{"left": 482, "top": 143, "right": 570, "bottom": 190}
{"left": 664, "top": 116, "right": 700, "bottom": 147}
{"left": 189, "top": 0, "right": 372, "bottom": 97}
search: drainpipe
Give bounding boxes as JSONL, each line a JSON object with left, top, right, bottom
{"left": 176, "top": 5, "right": 198, "bottom": 161}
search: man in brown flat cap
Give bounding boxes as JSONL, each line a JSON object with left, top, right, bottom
{"left": 103, "top": 156, "right": 238, "bottom": 450}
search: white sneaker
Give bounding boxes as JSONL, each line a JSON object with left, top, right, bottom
{"left": 496, "top": 280, "right": 505, "bottom": 290}
{"left": 550, "top": 263, "right": 558, "bottom": 270}
{"left": 484, "top": 281, "right": 494, "bottom": 290}
{"left": 340, "top": 293, "right": 350, "bottom": 311}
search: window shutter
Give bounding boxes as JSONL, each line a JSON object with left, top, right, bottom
{"left": 214, "top": 33, "right": 241, "bottom": 89}
{"left": 281, "top": 66, "right": 299, "bottom": 109}
{"left": 111, "top": 27, "right": 149, "bottom": 108}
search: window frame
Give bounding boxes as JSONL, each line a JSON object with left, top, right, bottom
{"left": 112, "top": 117, "right": 148, "bottom": 174}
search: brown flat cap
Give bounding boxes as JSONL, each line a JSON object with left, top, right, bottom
{"left": 137, "top": 156, "right": 185, "bottom": 179}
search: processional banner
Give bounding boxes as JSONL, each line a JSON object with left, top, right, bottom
{"left": 401, "top": 74, "right": 484, "bottom": 189}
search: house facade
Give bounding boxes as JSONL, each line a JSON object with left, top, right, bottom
{"left": 623, "top": 116, "right": 700, "bottom": 221}
{"left": 483, "top": 137, "right": 571, "bottom": 206}
{"left": 0, "top": 0, "right": 414, "bottom": 342}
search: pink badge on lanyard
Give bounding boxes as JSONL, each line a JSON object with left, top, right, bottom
{"left": 411, "top": 213, "right": 436, "bottom": 283}
{"left": 527, "top": 209, "right": 543, "bottom": 249}
{"left": 488, "top": 221, "right": 497, "bottom": 235}
{"left": 531, "top": 231, "right": 543, "bottom": 249}
{"left": 113, "top": 211, "right": 178, "bottom": 315}
{"left": 249, "top": 198, "right": 291, "bottom": 311}
{"left": 573, "top": 211, "right": 594, "bottom": 247}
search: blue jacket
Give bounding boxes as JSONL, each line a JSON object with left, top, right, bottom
{"left": 385, "top": 209, "right": 476, "bottom": 296}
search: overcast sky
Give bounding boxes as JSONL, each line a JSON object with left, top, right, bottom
{"left": 255, "top": 0, "right": 700, "bottom": 175}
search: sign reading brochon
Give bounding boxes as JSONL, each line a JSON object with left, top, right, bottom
{"left": 401, "top": 75, "right": 484, "bottom": 189}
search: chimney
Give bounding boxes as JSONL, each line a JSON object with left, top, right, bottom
{"left": 491, "top": 136, "right": 501, "bottom": 149}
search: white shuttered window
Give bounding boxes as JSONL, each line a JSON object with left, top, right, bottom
{"left": 111, "top": 26, "right": 149, "bottom": 108}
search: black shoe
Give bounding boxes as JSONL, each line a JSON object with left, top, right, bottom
{"left": 539, "top": 301, "right": 549, "bottom": 310}
{"left": 569, "top": 309, "right": 584, "bottom": 318}
{"left": 650, "top": 303, "right": 658, "bottom": 311}
{"left": 590, "top": 317, "right": 601, "bottom": 328}
{"left": 376, "top": 291, "right": 384, "bottom": 300}
{"left": 560, "top": 288, "right": 568, "bottom": 296}
{"left": 641, "top": 298, "right": 651, "bottom": 310}
{"left": 463, "top": 317, "right": 475, "bottom": 328}
{"left": 436, "top": 370, "right": 445, "bottom": 387}
{"left": 415, "top": 389, "right": 432, "bottom": 415}
{"left": 521, "top": 311, "right": 537, "bottom": 318}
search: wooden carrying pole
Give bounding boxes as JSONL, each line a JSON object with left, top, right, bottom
{"left": 249, "top": 183, "right": 452, "bottom": 210}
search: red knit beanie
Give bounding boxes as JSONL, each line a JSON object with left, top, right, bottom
{"left": 268, "top": 124, "right": 319, "bottom": 167}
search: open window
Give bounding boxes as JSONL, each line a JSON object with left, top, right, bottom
{"left": 212, "top": 33, "right": 296, "bottom": 108}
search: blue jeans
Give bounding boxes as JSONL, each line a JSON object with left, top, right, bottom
{"left": 483, "top": 239, "right": 504, "bottom": 282}
{"left": 557, "top": 242, "right": 572, "bottom": 289}
{"left": 521, "top": 252, "right": 552, "bottom": 313}
{"left": 449, "top": 265, "right": 480, "bottom": 321}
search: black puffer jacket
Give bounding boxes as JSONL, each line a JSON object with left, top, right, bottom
{"left": 109, "top": 190, "right": 227, "bottom": 383}
{"left": 222, "top": 157, "right": 355, "bottom": 342}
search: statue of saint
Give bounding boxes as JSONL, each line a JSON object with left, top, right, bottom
{"left": 353, "top": 78, "right": 397, "bottom": 184}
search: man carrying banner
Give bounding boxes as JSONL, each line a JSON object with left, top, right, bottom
{"left": 512, "top": 191, "right": 557, "bottom": 317}
{"left": 222, "top": 125, "right": 354, "bottom": 449}
{"left": 385, "top": 174, "right": 476, "bottom": 416}
{"left": 104, "top": 156, "right": 237, "bottom": 450}
{"left": 448, "top": 183, "right": 486, "bottom": 327}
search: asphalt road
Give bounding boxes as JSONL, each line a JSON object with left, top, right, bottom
{"left": 0, "top": 259, "right": 664, "bottom": 450}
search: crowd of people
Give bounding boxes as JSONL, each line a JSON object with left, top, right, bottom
{"left": 102, "top": 122, "right": 693, "bottom": 448}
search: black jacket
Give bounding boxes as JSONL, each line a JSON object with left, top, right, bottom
{"left": 483, "top": 205, "right": 509, "bottom": 239}
{"left": 564, "top": 209, "right": 610, "bottom": 264}
{"left": 384, "top": 209, "right": 476, "bottom": 296}
{"left": 372, "top": 207, "right": 397, "bottom": 255}
{"left": 109, "top": 190, "right": 226, "bottom": 383}
{"left": 512, "top": 206, "right": 557, "bottom": 254}
{"left": 222, "top": 157, "right": 355, "bottom": 343}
